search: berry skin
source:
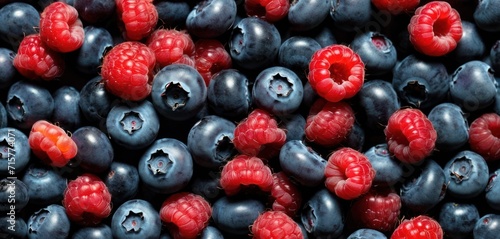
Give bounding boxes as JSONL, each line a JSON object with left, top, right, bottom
{"left": 146, "top": 28, "right": 195, "bottom": 68}
{"left": 305, "top": 98, "right": 355, "bottom": 147}
{"left": 219, "top": 154, "right": 274, "bottom": 196}
{"left": 384, "top": 108, "right": 437, "bottom": 164}
{"left": 270, "top": 172, "right": 302, "bottom": 217}
{"left": 251, "top": 210, "right": 303, "bottom": 239}
{"left": 324, "top": 147, "right": 375, "bottom": 200}
{"left": 194, "top": 39, "right": 232, "bottom": 86}
{"left": 308, "top": 44, "right": 365, "bottom": 102}
{"left": 28, "top": 120, "right": 78, "bottom": 168}
{"left": 407, "top": 1, "right": 463, "bottom": 57}
{"left": 13, "top": 34, "right": 64, "bottom": 81}
{"left": 468, "top": 113, "right": 500, "bottom": 161}
{"left": 391, "top": 215, "right": 443, "bottom": 239}
{"left": 371, "top": 0, "right": 420, "bottom": 15}
{"left": 244, "top": 0, "right": 290, "bottom": 23}
{"left": 100, "top": 41, "right": 156, "bottom": 101}
{"left": 115, "top": 0, "right": 158, "bottom": 41}
{"left": 39, "top": 2, "right": 84, "bottom": 53}
{"left": 160, "top": 192, "right": 212, "bottom": 239}
{"left": 62, "top": 174, "right": 112, "bottom": 226}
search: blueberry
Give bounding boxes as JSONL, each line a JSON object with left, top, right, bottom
{"left": 27, "top": 204, "right": 71, "bottom": 239}
{"left": 311, "top": 23, "right": 337, "bottom": 48}
{"left": 71, "top": 126, "right": 114, "bottom": 173}
{"left": 0, "top": 102, "right": 6, "bottom": 128}
{"left": 21, "top": 163, "right": 67, "bottom": 206}
{"left": 73, "top": 0, "right": 116, "bottom": 24}
{"left": 356, "top": 79, "right": 400, "bottom": 131}
{"left": 438, "top": 202, "right": 480, "bottom": 239}
{"left": 288, "top": 0, "right": 331, "bottom": 31}
{"left": 474, "top": 214, "right": 500, "bottom": 239}
{"left": 0, "top": 47, "right": 17, "bottom": 89}
{"left": 0, "top": 127, "right": 30, "bottom": 176}
{"left": 347, "top": 228, "right": 387, "bottom": 239}
{"left": 151, "top": 64, "right": 207, "bottom": 121}
{"left": 474, "top": 0, "right": 500, "bottom": 32}
{"left": 0, "top": 215, "right": 27, "bottom": 239}
{"left": 186, "top": 0, "right": 237, "bottom": 38}
{"left": 103, "top": 162, "right": 139, "bottom": 206}
{"left": 364, "top": 143, "right": 403, "bottom": 186}
{"left": 428, "top": 102, "right": 469, "bottom": 152}
{"left": 279, "top": 140, "right": 327, "bottom": 187}
{"left": 111, "top": 199, "right": 162, "bottom": 239}
{"left": 229, "top": 17, "right": 281, "bottom": 70}
{"left": 52, "top": 86, "right": 82, "bottom": 131}
{"left": 74, "top": 26, "right": 114, "bottom": 75}
{"left": 444, "top": 150, "right": 489, "bottom": 199}
{"left": 0, "top": 178, "right": 28, "bottom": 212}
{"left": 138, "top": 138, "right": 193, "bottom": 194}
{"left": 301, "top": 188, "right": 344, "bottom": 238}
{"left": 189, "top": 170, "right": 222, "bottom": 202}
{"left": 72, "top": 224, "right": 113, "bottom": 239}
{"left": 279, "top": 113, "right": 306, "bottom": 142}
{"left": 278, "top": 36, "right": 322, "bottom": 80}
{"left": 0, "top": 2, "right": 39, "bottom": 50}
{"left": 485, "top": 168, "right": 500, "bottom": 210}
{"left": 350, "top": 31, "right": 397, "bottom": 75}
{"left": 343, "top": 122, "right": 365, "bottom": 151}
{"left": 79, "top": 76, "right": 117, "bottom": 125}
{"left": 212, "top": 196, "right": 266, "bottom": 236}
{"left": 199, "top": 225, "right": 224, "bottom": 239}
{"left": 155, "top": 0, "right": 191, "bottom": 29}
{"left": 207, "top": 69, "right": 251, "bottom": 121}
{"left": 449, "top": 21, "right": 485, "bottom": 67}
{"left": 330, "top": 0, "right": 372, "bottom": 32}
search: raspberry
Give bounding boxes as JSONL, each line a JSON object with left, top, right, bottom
{"left": 62, "top": 174, "right": 112, "bottom": 226}
{"left": 324, "top": 147, "right": 375, "bottom": 200}
{"left": 100, "top": 41, "right": 156, "bottom": 101}
{"left": 468, "top": 113, "right": 500, "bottom": 161}
{"left": 28, "top": 120, "right": 77, "bottom": 167}
{"left": 308, "top": 44, "right": 365, "bottom": 102}
{"left": 251, "top": 211, "right": 303, "bottom": 239}
{"left": 244, "top": 0, "right": 290, "bottom": 23}
{"left": 219, "top": 154, "right": 274, "bottom": 196}
{"left": 116, "top": 0, "right": 158, "bottom": 41}
{"left": 384, "top": 108, "right": 437, "bottom": 164}
{"left": 270, "top": 172, "right": 302, "bottom": 217}
{"left": 160, "top": 192, "right": 212, "bottom": 239}
{"left": 349, "top": 188, "right": 401, "bottom": 232}
{"left": 233, "top": 109, "right": 287, "bottom": 159}
{"left": 194, "top": 39, "right": 232, "bottom": 86}
{"left": 391, "top": 215, "right": 443, "bottom": 239}
{"left": 13, "top": 34, "right": 65, "bottom": 81}
{"left": 371, "top": 0, "right": 420, "bottom": 15}
{"left": 39, "top": 2, "right": 84, "bottom": 53}
{"left": 146, "top": 29, "right": 195, "bottom": 69}
{"left": 304, "top": 98, "right": 355, "bottom": 147}
{"left": 408, "top": 1, "right": 463, "bottom": 57}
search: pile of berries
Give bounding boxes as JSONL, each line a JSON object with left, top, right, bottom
{"left": 1, "top": 0, "right": 500, "bottom": 238}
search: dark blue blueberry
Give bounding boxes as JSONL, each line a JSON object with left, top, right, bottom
{"left": 311, "top": 23, "right": 337, "bottom": 48}
{"left": 189, "top": 170, "right": 222, "bottom": 202}
{"left": 438, "top": 202, "right": 479, "bottom": 239}
{"left": 27, "top": 204, "right": 70, "bottom": 239}
{"left": 71, "top": 126, "right": 114, "bottom": 173}
{"left": 485, "top": 168, "right": 500, "bottom": 210}
{"left": 212, "top": 196, "right": 265, "bottom": 236}
{"left": 21, "top": 163, "right": 67, "bottom": 206}
{"left": 279, "top": 140, "right": 327, "bottom": 187}
{"left": 152, "top": 64, "right": 207, "bottom": 121}
{"left": 52, "top": 86, "right": 82, "bottom": 131}
{"left": 495, "top": 78, "right": 500, "bottom": 115}
{"left": 356, "top": 79, "right": 400, "bottom": 131}
{"left": 278, "top": 36, "right": 322, "bottom": 80}
{"left": 449, "top": 21, "right": 485, "bottom": 66}
{"left": 155, "top": 0, "right": 191, "bottom": 29}
{"left": 71, "top": 224, "right": 113, "bottom": 239}
{"left": 199, "top": 225, "right": 224, "bottom": 239}
{"left": 0, "top": 48, "right": 16, "bottom": 89}
{"left": 138, "top": 138, "right": 193, "bottom": 194}
{"left": 288, "top": 0, "right": 331, "bottom": 31}
{"left": 428, "top": 102, "right": 469, "bottom": 152}
{"left": 73, "top": 0, "right": 115, "bottom": 24}
{"left": 6, "top": 80, "right": 54, "bottom": 130}
{"left": 104, "top": 162, "right": 139, "bottom": 206}
{"left": 347, "top": 228, "right": 387, "bottom": 239}
{"left": 186, "top": 0, "right": 237, "bottom": 38}
{"left": 74, "top": 26, "right": 114, "bottom": 75}
{"left": 364, "top": 143, "right": 403, "bottom": 186}
{"left": 350, "top": 31, "right": 397, "bottom": 75}
{"left": 279, "top": 113, "right": 306, "bottom": 142}
{"left": 0, "top": 178, "right": 28, "bottom": 212}
{"left": 0, "top": 2, "right": 39, "bottom": 50}
{"left": 207, "top": 69, "right": 251, "bottom": 121}
{"left": 400, "top": 159, "right": 446, "bottom": 213}
{"left": 301, "top": 188, "right": 344, "bottom": 238}
{"left": 473, "top": 0, "right": 500, "bottom": 32}
{"left": 491, "top": 40, "right": 500, "bottom": 75}
{"left": 111, "top": 199, "right": 162, "bottom": 239}
{"left": 0, "top": 102, "right": 6, "bottom": 128}
{"left": 329, "top": 0, "right": 372, "bottom": 32}
{"left": 229, "top": 17, "right": 281, "bottom": 70}
{"left": 0, "top": 127, "right": 30, "bottom": 176}
{"left": 106, "top": 100, "right": 160, "bottom": 150}
{"left": 79, "top": 76, "right": 117, "bottom": 125}
{"left": 444, "top": 150, "right": 489, "bottom": 199}
{"left": 0, "top": 215, "right": 27, "bottom": 239}
{"left": 474, "top": 214, "right": 500, "bottom": 239}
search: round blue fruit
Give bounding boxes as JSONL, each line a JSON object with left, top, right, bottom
{"left": 438, "top": 202, "right": 480, "bottom": 239}
{"left": 279, "top": 140, "right": 327, "bottom": 187}
{"left": 27, "top": 204, "right": 71, "bottom": 239}
{"left": 212, "top": 196, "right": 266, "bottom": 236}
{"left": 474, "top": 214, "right": 500, "bottom": 239}
{"left": 444, "top": 150, "right": 489, "bottom": 199}
{"left": 111, "top": 199, "right": 162, "bottom": 239}
{"left": 186, "top": 0, "right": 237, "bottom": 38}
{"left": 71, "top": 126, "right": 114, "bottom": 173}
{"left": 52, "top": 86, "right": 82, "bottom": 131}
{"left": 207, "top": 69, "right": 251, "bottom": 121}
{"left": 0, "top": 127, "right": 30, "bottom": 176}
{"left": 301, "top": 189, "right": 344, "bottom": 238}
{"left": 21, "top": 163, "right": 67, "bottom": 206}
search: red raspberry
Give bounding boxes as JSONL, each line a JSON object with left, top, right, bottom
{"left": 219, "top": 155, "right": 274, "bottom": 196}
{"left": 371, "top": 0, "right": 420, "bottom": 15}
{"left": 324, "top": 147, "right": 375, "bottom": 200}
{"left": 251, "top": 211, "right": 303, "bottom": 239}
{"left": 116, "top": 0, "right": 158, "bottom": 41}
{"left": 62, "top": 174, "right": 112, "bottom": 226}
{"left": 244, "top": 0, "right": 290, "bottom": 22}
{"left": 391, "top": 215, "right": 443, "bottom": 239}
{"left": 160, "top": 192, "right": 212, "bottom": 239}
{"left": 13, "top": 34, "right": 65, "bottom": 81}
{"left": 349, "top": 188, "right": 401, "bottom": 232}
{"left": 39, "top": 2, "right": 84, "bottom": 53}
{"left": 100, "top": 41, "right": 156, "bottom": 101}
{"left": 468, "top": 113, "right": 500, "bottom": 161}
{"left": 408, "top": 1, "right": 463, "bottom": 57}
{"left": 233, "top": 109, "right": 287, "bottom": 159}
{"left": 270, "top": 172, "right": 302, "bottom": 217}
{"left": 308, "top": 44, "right": 365, "bottom": 103}
{"left": 146, "top": 29, "right": 195, "bottom": 68}
{"left": 304, "top": 98, "right": 355, "bottom": 147}
{"left": 194, "top": 39, "right": 232, "bottom": 86}
{"left": 384, "top": 108, "right": 437, "bottom": 164}
{"left": 28, "top": 120, "right": 77, "bottom": 167}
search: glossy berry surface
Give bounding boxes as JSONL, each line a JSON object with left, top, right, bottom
{"left": 146, "top": 28, "right": 195, "bottom": 68}
{"left": 39, "top": 2, "right": 84, "bottom": 53}
{"left": 103, "top": 162, "right": 139, "bottom": 206}
{"left": 364, "top": 144, "right": 403, "bottom": 186}
{"left": 219, "top": 154, "right": 273, "bottom": 196}
{"left": 301, "top": 189, "right": 344, "bottom": 238}
{"left": 251, "top": 210, "right": 303, "bottom": 239}
{"left": 211, "top": 196, "right": 266, "bottom": 236}
{"left": 371, "top": 0, "right": 420, "bottom": 15}
{"left": 349, "top": 188, "right": 401, "bottom": 232}
{"left": 186, "top": 0, "right": 237, "bottom": 38}
{"left": 0, "top": 2, "right": 40, "bottom": 50}
{"left": 270, "top": 171, "right": 302, "bottom": 217}
{"left": 71, "top": 126, "right": 114, "bottom": 173}
{"left": 468, "top": 113, "right": 500, "bottom": 161}
{"left": 0, "top": 127, "right": 30, "bottom": 175}
{"left": 244, "top": 0, "right": 290, "bottom": 23}
{"left": 278, "top": 140, "right": 327, "bottom": 187}
{"left": 473, "top": 214, "right": 500, "bottom": 239}
{"left": 115, "top": 0, "right": 158, "bottom": 41}
{"left": 207, "top": 69, "right": 251, "bottom": 121}
{"left": 428, "top": 102, "right": 469, "bottom": 152}
{"left": 444, "top": 150, "right": 489, "bottom": 199}
{"left": 21, "top": 163, "right": 67, "bottom": 205}
{"left": 194, "top": 39, "right": 232, "bottom": 86}
{"left": 438, "top": 202, "right": 479, "bottom": 239}
{"left": 390, "top": 215, "right": 443, "bottom": 239}
{"left": 111, "top": 199, "right": 162, "bottom": 239}
{"left": 350, "top": 31, "right": 397, "bottom": 75}
{"left": 27, "top": 204, "right": 71, "bottom": 239}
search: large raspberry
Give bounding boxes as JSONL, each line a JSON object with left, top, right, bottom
{"left": 28, "top": 120, "right": 77, "bottom": 167}
{"left": 270, "top": 172, "right": 302, "bottom": 217}
{"left": 468, "top": 113, "right": 500, "bottom": 161}
{"left": 194, "top": 39, "right": 232, "bottom": 86}
{"left": 39, "top": 2, "right": 84, "bottom": 53}
{"left": 116, "top": 0, "right": 158, "bottom": 41}
{"left": 146, "top": 29, "right": 195, "bottom": 68}
{"left": 244, "top": 0, "right": 290, "bottom": 23}
{"left": 251, "top": 211, "right": 303, "bottom": 239}
{"left": 391, "top": 215, "right": 443, "bottom": 239}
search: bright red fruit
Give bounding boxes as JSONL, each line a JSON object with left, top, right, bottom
{"left": 384, "top": 108, "right": 437, "bottom": 164}
{"left": 160, "top": 192, "right": 212, "bottom": 239}
{"left": 219, "top": 155, "right": 274, "bottom": 196}
{"left": 13, "top": 34, "right": 65, "bottom": 81}
{"left": 116, "top": 0, "right": 158, "bottom": 41}
{"left": 324, "top": 147, "right": 375, "bottom": 200}
{"left": 468, "top": 113, "right": 500, "bottom": 161}
{"left": 39, "top": 2, "right": 84, "bottom": 52}
{"left": 308, "top": 44, "right": 365, "bottom": 102}
{"left": 251, "top": 211, "right": 303, "bottom": 239}
{"left": 146, "top": 29, "right": 195, "bottom": 68}
{"left": 194, "top": 39, "right": 232, "bottom": 86}
{"left": 408, "top": 1, "right": 463, "bottom": 56}
{"left": 305, "top": 98, "right": 355, "bottom": 147}
{"left": 62, "top": 174, "right": 112, "bottom": 226}
{"left": 270, "top": 172, "right": 302, "bottom": 217}
{"left": 100, "top": 41, "right": 156, "bottom": 101}
{"left": 28, "top": 120, "right": 77, "bottom": 167}
{"left": 245, "top": 0, "right": 290, "bottom": 22}
{"left": 391, "top": 215, "right": 443, "bottom": 239}
{"left": 371, "top": 0, "right": 420, "bottom": 15}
